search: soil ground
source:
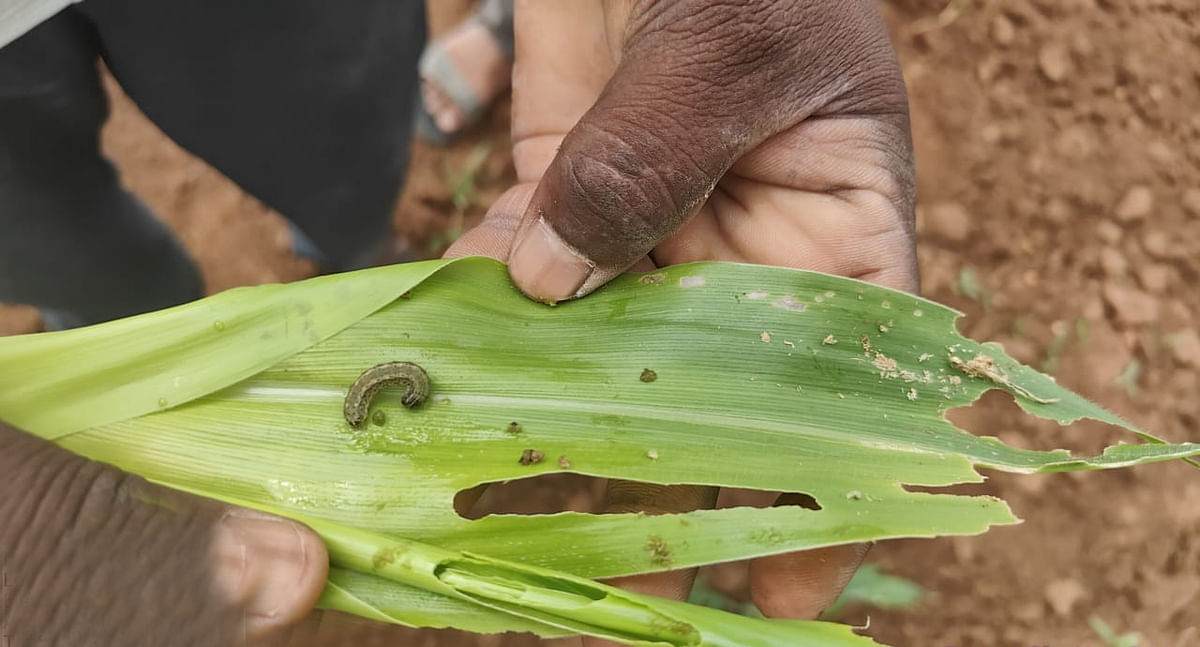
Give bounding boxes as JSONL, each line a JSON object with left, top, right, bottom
{"left": 2, "top": 1, "right": 1197, "bottom": 645}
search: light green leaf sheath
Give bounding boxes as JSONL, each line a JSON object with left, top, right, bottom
{"left": 1, "top": 257, "right": 1195, "bottom": 646}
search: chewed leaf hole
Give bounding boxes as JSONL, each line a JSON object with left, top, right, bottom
{"left": 946, "top": 389, "right": 1129, "bottom": 457}
{"left": 455, "top": 476, "right": 820, "bottom": 520}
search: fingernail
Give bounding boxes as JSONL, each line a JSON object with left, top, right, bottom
{"left": 508, "top": 217, "right": 593, "bottom": 304}
{"left": 212, "top": 510, "right": 326, "bottom": 634}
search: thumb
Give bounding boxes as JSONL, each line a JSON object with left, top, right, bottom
{"left": 505, "top": 16, "right": 768, "bottom": 303}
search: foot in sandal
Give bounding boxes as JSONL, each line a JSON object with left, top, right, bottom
{"left": 416, "top": 0, "right": 513, "bottom": 144}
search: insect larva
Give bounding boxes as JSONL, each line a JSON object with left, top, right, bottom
{"left": 344, "top": 361, "right": 430, "bottom": 428}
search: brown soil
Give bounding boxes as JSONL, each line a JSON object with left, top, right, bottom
{"left": 2, "top": 0, "right": 1197, "bottom": 645}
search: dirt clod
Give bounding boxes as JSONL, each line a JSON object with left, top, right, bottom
{"left": 1102, "top": 283, "right": 1160, "bottom": 326}
{"left": 1166, "top": 329, "right": 1200, "bottom": 367}
{"left": 1098, "top": 247, "right": 1127, "bottom": 277}
{"left": 1095, "top": 219, "right": 1122, "bottom": 244}
{"left": 1182, "top": 187, "right": 1200, "bottom": 218}
{"left": 990, "top": 14, "right": 1015, "bottom": 46}
{"left": 1037, "top": 42, "right": 1073, "bottom": 82}
{"left": 1141, "top": 230, "right": 1172, "bottom": 259}
{"left": 1134, "top": 263, "right": 1171, "bottom": 292}
{"left": 1044, "top": 578, "right": 1087, "bottom": 617}
{"left": 1114, "top": 185, "right": 1154, "bottom": 222}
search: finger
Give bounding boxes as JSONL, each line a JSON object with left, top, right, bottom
{"left": 747, "top": 494, "right": 870, "bottom": 619}
{"left": 507, "top": 0, "right": 907, "bottom": 303}
{"left": 581, "top": 481, "right": 718, "bottom": 647}
{"left": 445, "top": 182, "right": 536, "bottom": 260}
{"left": 0, "top": 421, "right": 328, "bottom": 646}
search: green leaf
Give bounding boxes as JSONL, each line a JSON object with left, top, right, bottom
{"left": 1, "top": 257, "right": 1195, "bottom": 645}
{"left": 1088, "top": 616, "right": 1141, "bottom": 647}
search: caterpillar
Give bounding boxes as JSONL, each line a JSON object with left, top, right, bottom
{"left": 343, "top": 361, "right": 430, "bottom": 428}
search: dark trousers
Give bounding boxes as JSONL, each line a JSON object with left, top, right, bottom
{"left": 0, "top": 0, "right": 426, "bottom": 327}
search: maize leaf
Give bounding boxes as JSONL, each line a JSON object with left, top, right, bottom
{"left": 0, "top": 257, "right": 1195, "bottom": 645}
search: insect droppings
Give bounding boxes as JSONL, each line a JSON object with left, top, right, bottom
{"left": 343, "top": 361, "right": 430, "bottom": 428}
{"left": 557, "top": 455, "right": 571, "bottom": 469}
{"left": 640, "top": 368, "right": 658, "bottom": 382}
{"left": 519, "top": 449, "right": 544, "bottom": 465}
{"left": 506, "top": 421, "right": 522, "bottom": 434}
{"left": 371, "top": 410, "right": 387, "bottom": 426}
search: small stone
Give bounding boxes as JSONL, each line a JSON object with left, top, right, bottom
{"left": 1037, "top": 43, "right": 1073, "bottom": 82}
{"left": 1099, "top": 247, "right": 1127, "bottom": 277}
{"left": 1182, "top": 187, "right": 1200, "bottom": 218}
{"left": 991, "top": 14, "right": 1016, "bottom": 46}
{"left": 1103, "top": 283, "right": 1160, "bottom": 326}
{"left": 1095, "top": 219, "right": 1122, "bottom": 244}
{"left": 1135, "top": 263, "right": 1171, "bottom": 293}
{"left": 1044, "top": 578, "right": 1087, "bottom": 617}
{"left": 1167, "top": 329, "right": 1200, "bottom": 367}
{"left": 925, "top": 201, "right": 971, "bottom": 242}
{"left": 1142, "top": 230, "right": 1172, "bottom": 259}
{"left": 1114, "top": 185, "right": 1154, "bottom": 222}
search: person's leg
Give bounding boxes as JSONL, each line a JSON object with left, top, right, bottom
{"left": 78, "top": 0, "right": 428, "bottom": 272}
{"left": 0, "top": 12, "right": 203, "bottom": 328}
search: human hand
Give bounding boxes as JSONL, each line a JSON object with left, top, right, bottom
{"left": 447, "top": 0, "right": 917, "bottom": 634}
{"left": 0, "top": 420, "right": 331, "bottom": 646}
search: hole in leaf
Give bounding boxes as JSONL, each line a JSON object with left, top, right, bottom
{"left": 945, "top": 389, "right": 1129, "bottom": 457}
{"left": 456, "top": 477, "right": 820, "bottom": 520}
